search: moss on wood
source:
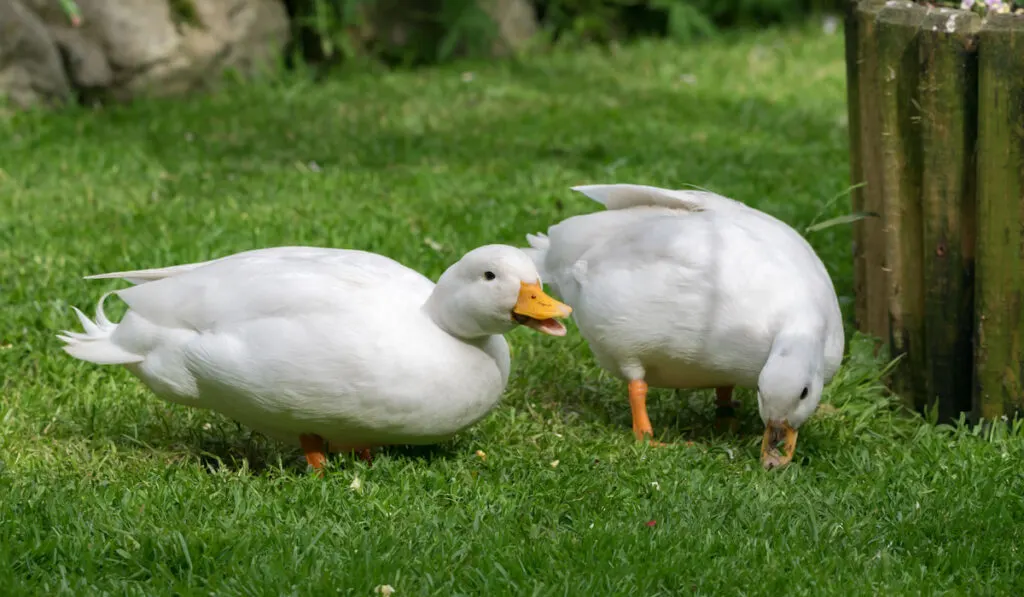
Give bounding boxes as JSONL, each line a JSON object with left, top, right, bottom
{"left": 854, "top": 0, "right": 891, "bottom": 345}
{"left": 918, "top": 7, "right": 980, "bottom": 423}
{"left": 875, "top": 0, "right": 927, "bottom": 408}
{"left": 974, "top": 14, "right": 1024, "bottom": 421}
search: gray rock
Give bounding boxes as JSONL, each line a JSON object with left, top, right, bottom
{"left": 48, "top": 26, "right": 112, "bottom": 90}
{"left": 482, "top": 0, "right": 538, "bottom": 56}
{"left": 1, "top": 0, "right": 289, "bottom": 107}
{"left": 0, "top": 0, "right": 535, "bottom": 109}
{"left": 0, "top": 0, "right": 71, "bottom": 107}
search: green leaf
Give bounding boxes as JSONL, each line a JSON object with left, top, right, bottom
{"left": 58, "top": 0, "right": 82, "bottom": 26}
{"left": 804, "top": 211, "right": 880, "bottom": 234}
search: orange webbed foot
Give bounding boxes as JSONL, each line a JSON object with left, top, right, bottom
{"left": 300, "top": 433, "right": 328, "bottom": 477}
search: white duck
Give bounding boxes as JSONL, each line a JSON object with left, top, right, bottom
{"left": 58, "top": 245, "right": 571, "bottom": 471}
{"left": 522, "top": 184, "right": 844, "bottom": 468}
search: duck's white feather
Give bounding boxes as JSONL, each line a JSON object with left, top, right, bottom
{"left": 57, "top": 292, "right": 144, "bottom": 364}
{"left": 526, "top": 183, "right": 844, "bottom": 429}
{"left": 571, "top": 183, "right": 738, "bottom": 212}
{"left": 59, "top": 246, "right": 533, "bottom": 448}
{"left": 84, "top": 261, "right": 215, "bottom": 285}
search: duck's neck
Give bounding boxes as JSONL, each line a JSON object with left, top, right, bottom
{"left": 423, "top": 281, "right": 486, "bottom": 342}
{"left": 760, "top": 329, "right": 824, "bottom": 387}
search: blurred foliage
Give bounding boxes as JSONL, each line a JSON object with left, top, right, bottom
{"left": 284, "top": 0, "right": 498, "bottom": 69}
{"left": 536, "top": 0, "right": 845, "bottom": 45}
{"left": 284, "top": 0, "right": 845, "bottom": 70}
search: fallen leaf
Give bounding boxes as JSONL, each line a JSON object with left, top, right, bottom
{"left": 813, "top": 403, "right": 840, "bottom": 418}
{"left": 550, "top": 460, "right": 559, "bottom": 468}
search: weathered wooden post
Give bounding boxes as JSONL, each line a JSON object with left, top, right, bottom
{"left": 918, "top": 8, "right": 979, "bottom": 423}
{"left": 844, "top": 0, "right": 870, "bottom": 332}
{"left": 852, "top": 0, "right": 890, "bottom": 344}
{"left": 844, "top": 1, "right": 1024, "bottom": 423}
{"left": 974, "top": 14, "right": 1024, "bottom": 421}
{"left": 875, "top": 1, "right": 927, "bottom": 408}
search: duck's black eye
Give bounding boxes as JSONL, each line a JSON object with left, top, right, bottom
{"left": 799, "top": 387, "right": 809, "bottom": 400}
{"left": 484, "top": 271, "right": 496, "bottom": 281}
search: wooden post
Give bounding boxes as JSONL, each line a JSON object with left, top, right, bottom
{"left": 974, "top": 14, "right": 1024, "bottom": 421}
{"left": 854, "top": 0, "right": 890, "bottom": 344}
{"left": 844, "top": 0, "right": 867, "bottom": 331}
{"left": 875, "top": 1, "right": 927, "bottom": 408}
{"left": 917, "top": 8, "right": 979, "bottom": 423}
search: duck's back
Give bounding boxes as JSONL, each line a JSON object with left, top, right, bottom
{"left": 115, "top": 247, "right": 435, "bottom": 330}
{"left": 547, "top": 198, "right": 842, "bottom": 388}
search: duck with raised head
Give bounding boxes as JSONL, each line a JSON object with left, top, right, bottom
{"left": 59, "top": 244, "right": 572, "bottom": 471}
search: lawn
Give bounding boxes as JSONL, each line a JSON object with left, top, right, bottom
{"left": 3, "top": 21, "right": 1024, "bottom": 596}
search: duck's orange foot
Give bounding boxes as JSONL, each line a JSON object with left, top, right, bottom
{"left": 354, "top": 447, "right": 374, "bottom": 465}
{"left": 300, "top": 433, "right": 328, "bottom": 477}
{"left": 633, "top": 427, "right": 670, "bottom": 447}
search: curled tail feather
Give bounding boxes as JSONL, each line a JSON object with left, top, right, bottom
{"left": 57, "top": 292, "right": 144, "bottom": 365}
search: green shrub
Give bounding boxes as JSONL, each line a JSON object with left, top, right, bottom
{"left": 535, "top": 0, "right": 844, "bottom": 45}
{"left": 284, "top": 0, "right": 845, "bottom": 70}
{"left": 283, "top": 0, "right": 498, "bottom": 69}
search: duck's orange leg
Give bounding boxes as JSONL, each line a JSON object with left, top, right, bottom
{"left": 714, "top": 385, "right": 739, "bottom": 433}
{"left": 300, "top": 433, "right": 328, "bottom": 475}
{"left": 352, "top": 447, "right": 374, "bottom": 464}
{"left": 629, "top": 380, "right": 666, "bottom": 446}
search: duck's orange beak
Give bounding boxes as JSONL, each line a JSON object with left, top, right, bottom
{"left": 511, "top": 281, "right": 572, "bottom": 336}
{"left": 761, "top": 420, "right": 798, "bottom": 470}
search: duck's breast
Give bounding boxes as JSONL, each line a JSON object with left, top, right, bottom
{"left": 179, "top": 305, "right": 509, "bottom": 446}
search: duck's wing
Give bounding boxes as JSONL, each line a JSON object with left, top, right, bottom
{"left": 110, "top": 247, "right": 434, "bottom": 331}
{"left": 82, "top": 247, "right": 367, "bottom": 285}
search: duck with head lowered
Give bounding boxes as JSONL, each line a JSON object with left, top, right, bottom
{"left": 522, "top": 183, "right": 844, "bottom": 469}
{"left": 59, "top": 244, "right": 572, "bottom": 471}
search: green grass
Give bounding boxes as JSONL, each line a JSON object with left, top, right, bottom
{"left": 3, "top": 23, "right": 1024, "bottom": 596}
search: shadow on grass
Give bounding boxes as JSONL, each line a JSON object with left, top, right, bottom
{"left": 175, "top": 428, "right": 463, "bottom": 476}
{"left": 190, "top": 435, "right": 461, "bottom": 476}
{"left": 553, "top": 383, "right": 769, "bottom": 447}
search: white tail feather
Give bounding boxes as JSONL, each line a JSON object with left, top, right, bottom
{"left": 57, "top": 292, "right": 144, "bottom": 365}
{"left": 525, "top": 232, "right": 549, "bottom": 250}
{"left": 84, "top": 260, "right": 212, "bottom": 285}
{"left": 522, "top": 232, "right": 550, "bottom": 281}
{"left": 571, "top": 183, "right": 711, "bottom": 212}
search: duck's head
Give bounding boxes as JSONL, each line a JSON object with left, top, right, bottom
{"left": 756, "top": 334, "right": 825, "bottom": 470}
{"left": 426, "top": 244, "right": 572, "bottom": 340}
